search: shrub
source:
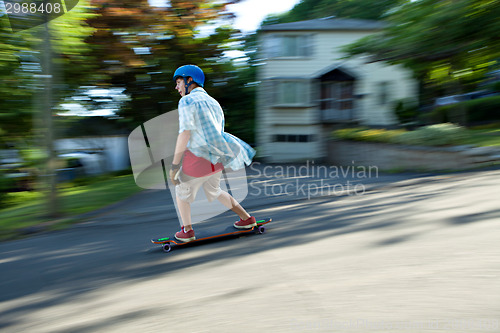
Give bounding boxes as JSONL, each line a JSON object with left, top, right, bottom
{"left": 430, "top": 104, "right": 453, "bottom": 123}
{"left": 0, "top": 171, "right": 8, "bottom": 207}
{"left": 392, "top": 123, "right": 467, "bottom": 146}
{"left": 431, "top": 95, "right": 500, "bottom": 124}
{"left": 393, "top": 98, "right": 419, "bottom": 124}
{"left": 333, "top": 123, "right": 468, "bottom": 146}
{"left": 470, "top": 122, "right": 500, "bottom": 130}
{"left": 332, "top": 127, "right": 367, "bottom": 141}
{"left": 357, "top": 129, "right": 405, "bottom": 143}
{"left": 490, "top": 81, "right": 500, "bottom": 92}
{"left": 2, "top": 191, "right": 43, "bottom": 207}
{"left": 465, "top": 95, "right": 500, "bottom": 123}
{"left": 333, "top": 128, "right": 405, "bottom": 143}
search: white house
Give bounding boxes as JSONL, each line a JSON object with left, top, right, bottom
{"left": 256, "top": 17, "right": 418, "bottom": 163}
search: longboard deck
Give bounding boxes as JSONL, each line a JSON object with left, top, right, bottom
{"left": 152, "top": 218, "right": 272, "bottom": 251}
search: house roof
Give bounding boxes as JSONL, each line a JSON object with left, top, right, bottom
{"left": 314, "top": 63, "right": 358, "bottom": 81}
{"left": 260, "top": 17, "right": 386, "bottom": 32}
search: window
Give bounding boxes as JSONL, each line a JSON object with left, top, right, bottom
{"left": 265, "top": 35, "right": 313, "bottom": 58}
{"left": 275, "top": 135, "right": 315, "bottom": 143}
{"left": 320, "top": 82, "right": 354, "bottom": 110}
{"left": 273, "top": 80, "right": 309, "bottom": 106}
{"left": 320, "top": 81, "right": 354, "bottom": 121}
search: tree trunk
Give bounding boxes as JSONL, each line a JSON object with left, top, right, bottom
{"left": 41, "top": 20, "right": 59, "bottom": 218}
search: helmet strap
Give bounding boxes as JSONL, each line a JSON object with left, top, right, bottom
{"left": 183, "top": 77, "right": 193, "bottom": 95}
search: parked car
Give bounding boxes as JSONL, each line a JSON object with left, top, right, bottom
{"left": 434, "top": 95, "right": 464, "bottom": 107}
{"left": 462, "top": 90, "right": 499, "bottom": 100}
{"left": 434, "top": 90, "right": 499, "bottom": 108}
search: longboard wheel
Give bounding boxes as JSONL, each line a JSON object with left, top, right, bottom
{"left": 257, "top": 226, "right": 266, "bottom": 234}
{"left": 162, "top": 243, "right": 172, "bottom": 253}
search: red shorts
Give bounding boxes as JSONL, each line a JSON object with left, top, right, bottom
{"left": 182, "top": 150, "right": 223, "bottom": 177}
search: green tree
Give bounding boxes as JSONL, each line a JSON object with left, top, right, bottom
{"left": 85, "top": 0, "right": 243, "bottom": 129}
{"left": 0, "top": 17, "right": 35, "bottom": 139}
{"left": 262, "top": 0, "right": 404, "bottom": 25}
{"left": 0, "top": 1, "right": 97, "bottom": 217}
{"left": 342, "top": 0, "right": 500, "bottom": 106}
{"left": 0, "top": 1, "right": 97, "bottom": 140}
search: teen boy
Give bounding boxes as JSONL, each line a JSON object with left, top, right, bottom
{"left": 170, "top": 65, "right": 256, "bottom": 242}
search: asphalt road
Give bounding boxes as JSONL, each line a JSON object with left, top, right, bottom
{"left": 1, "top": 167, "right": 499, "bottom": 332}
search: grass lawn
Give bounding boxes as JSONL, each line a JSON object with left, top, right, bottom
{"left": 0, "top": 174, "right": 143, "bottom": 240}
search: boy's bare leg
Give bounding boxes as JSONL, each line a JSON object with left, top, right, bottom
{"left": 176, "top": 196, "right": 193, "bottom": 231}
{"left": 217, "top": 191, "right": 251, "bottom": 220}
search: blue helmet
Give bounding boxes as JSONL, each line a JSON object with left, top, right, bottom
{"left": 173, "top": 65, "right": 205, "bottom": 87}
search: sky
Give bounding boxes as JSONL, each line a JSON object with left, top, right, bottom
{"left": 227, "top": 0, "right": 300, "bottom": 33}
{"left": 148, "top": 0, "right": 301, "bottom": 33}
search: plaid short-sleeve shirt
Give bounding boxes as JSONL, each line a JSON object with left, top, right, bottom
{"left": 178, "top": 87, "right": 255, "bottom": 171}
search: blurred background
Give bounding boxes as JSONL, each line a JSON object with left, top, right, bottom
{"left": 1, "top": 1, "right": 500, "bottom": 332}
{"left": 0, "top": 0, "right": 499, "bottom": 236}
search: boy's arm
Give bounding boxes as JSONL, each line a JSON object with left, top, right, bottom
{"left": 170, "top": 130, "right": 190, "bottom": 185}
{"left": 172, "top": 130, "right": 191, "bottom": 165}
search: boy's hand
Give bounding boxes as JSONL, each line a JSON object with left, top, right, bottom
{"left": 170, "top": 164, "right": 181, "bottom": 185}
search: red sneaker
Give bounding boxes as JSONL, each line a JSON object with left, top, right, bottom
{"left": 175, "top": 226, "right": 196, "bottom": 242}
{"left": 234, "top": 216, "right": 257, "bottom": 229}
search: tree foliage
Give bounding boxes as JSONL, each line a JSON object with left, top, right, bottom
{"left": 0, "top": 0, "right": 97, "bottom": 140}
{"left": 261, "top": 0, "right": 404, "bottom": 25}
{"left": 0, "top": 17, "right": 32, "bottom": 139}
{"left": 85, "top": 0, "right": 243, "bottom": 129}
{"left": 0, "top": 0, "right": 245, "bottom": 139}
{"left": 343, "top": 0, "right": 500, "bottom": 100}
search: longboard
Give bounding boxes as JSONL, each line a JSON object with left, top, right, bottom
{"left": 152, "top": 218, "right": 272, "bottom": 253}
